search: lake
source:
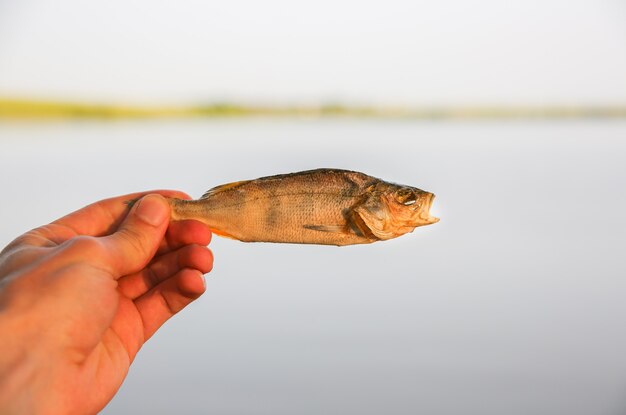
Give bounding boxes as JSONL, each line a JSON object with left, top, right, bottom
{"left": 1, "top": 119, "right": 626, "bottom": 414}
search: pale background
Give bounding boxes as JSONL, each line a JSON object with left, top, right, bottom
{"left": 0, "top": 0, "right": 625, "bottom": 105}
{"left": 1, "top": 1, "right": 626, "bottom": 414}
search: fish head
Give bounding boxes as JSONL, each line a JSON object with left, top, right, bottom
{"left": 386, "top": 185, "right": 439, "bottom": 227}
{"left": 355, "top": 182, "right": 439, "bottom": 240}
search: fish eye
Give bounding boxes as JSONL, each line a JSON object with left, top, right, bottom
{"left": 395, "top": 188, "right": 417, "bottom": 206}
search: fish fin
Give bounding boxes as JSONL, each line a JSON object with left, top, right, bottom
{"left": 200, "top": 180, "right": 250, "bottom": 199}
{"left": 303, "top": 224, "right": 347, "bottom": 233}
{"left": 209, "top": 227, "right": 239, "bottom": 240}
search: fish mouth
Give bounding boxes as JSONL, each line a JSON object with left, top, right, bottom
{"left": 422, "top": 193, "right": 440, "bottom": 224}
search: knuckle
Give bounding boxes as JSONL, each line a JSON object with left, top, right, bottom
{"left": 160, "top": 292, "right": 179, "bottom": 315}
{"left": 145, "top": 266, "right": 161, "bottom": 287}
{"left": 62, "top": 236, "right": 105, "bottom": 256}
{"left": 117, "top": 227, "right": 150, "bottom": 256}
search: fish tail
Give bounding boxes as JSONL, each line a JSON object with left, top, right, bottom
{"left": 167, "top": 197, "right": 240, "bottom": 240}
{"left": 167, "top": 198, "right": 206, "bottom": 222}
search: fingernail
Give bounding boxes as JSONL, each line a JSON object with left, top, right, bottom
{"left": 135, "top": 195, "right": 168, "bottom": 226}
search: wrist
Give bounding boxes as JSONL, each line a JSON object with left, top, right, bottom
{"left": 0, "top": 311, "right": 40, "bottom": 413}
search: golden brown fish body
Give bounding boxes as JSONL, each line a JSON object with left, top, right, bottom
{"left": 168, "top": 169, "right": 439, "bottom": 246}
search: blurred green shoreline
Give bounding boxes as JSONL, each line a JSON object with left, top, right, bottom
{"left": 1, "top": 97, "right": 626, "bottom": 120}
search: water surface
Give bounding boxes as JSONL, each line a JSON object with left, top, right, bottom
{"left": 1, "top": 119, "right": 625, "bottom": 414}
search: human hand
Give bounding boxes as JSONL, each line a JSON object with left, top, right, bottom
{"left": 0, "top": 191, "right": 213, "bottom": 414}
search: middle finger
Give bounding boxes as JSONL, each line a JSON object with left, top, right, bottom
{"left": 118, "top": 244, "right": 213, "bottom": 300}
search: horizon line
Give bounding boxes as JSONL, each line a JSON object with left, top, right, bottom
{"left": 1, "top": 97, "right": 626, "bottom": 120}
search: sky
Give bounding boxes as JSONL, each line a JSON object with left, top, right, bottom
{"left": 0, "top": 0, "right": 625, "bottom": 105}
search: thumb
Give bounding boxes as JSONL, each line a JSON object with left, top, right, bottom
{"left": 102, "top": 194, "right": 170, "bottom": 277}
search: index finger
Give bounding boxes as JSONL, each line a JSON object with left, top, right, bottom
{"left": 15, "top": 190, "right": 191, "bottom": 249}
{"left": 55, "top": 190, "right": 191, "bottom": 236}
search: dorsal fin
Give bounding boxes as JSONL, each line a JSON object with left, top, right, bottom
{"left": 200, "top": 180, "right": 250, "bottom": 199}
